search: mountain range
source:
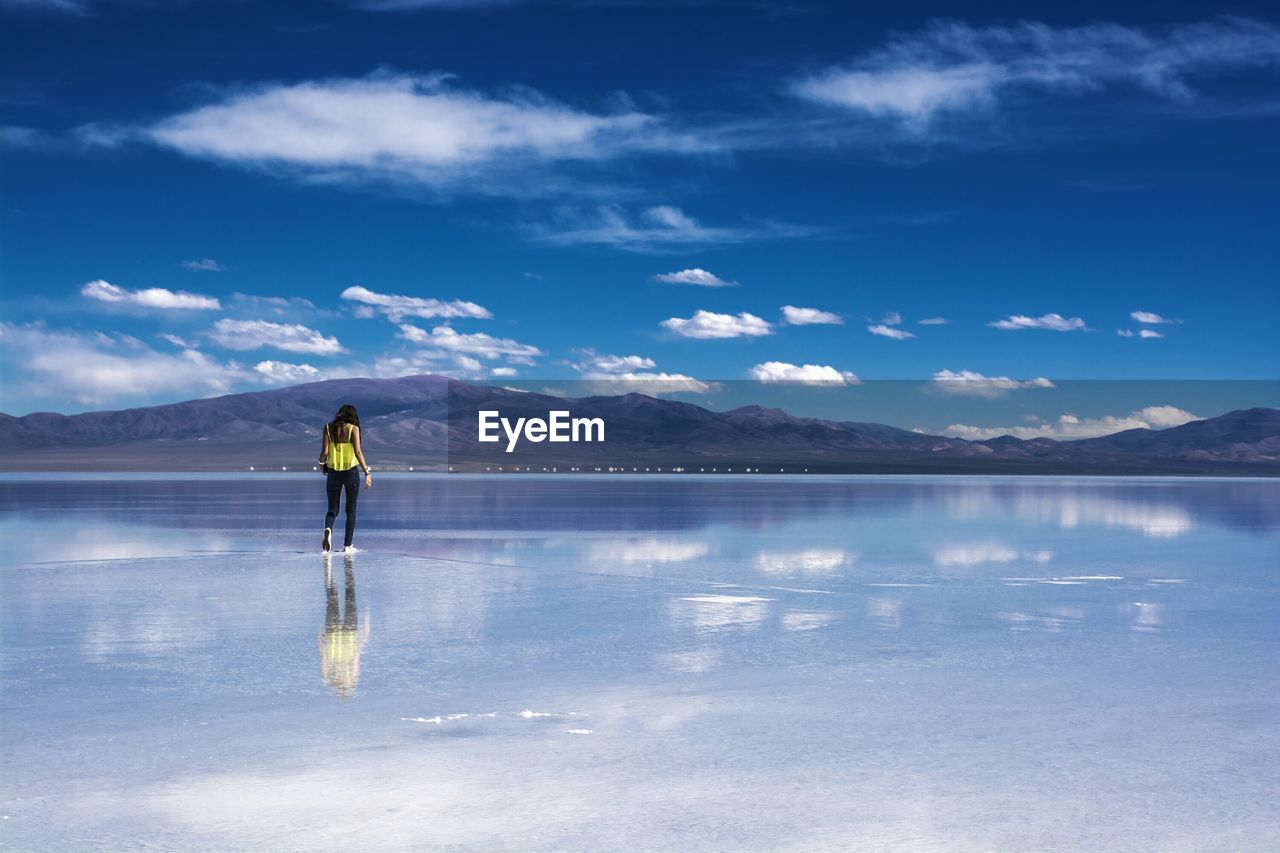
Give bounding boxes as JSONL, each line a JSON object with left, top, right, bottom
{"left": 2, "top": 375, "right": 1278, "bottom": 474}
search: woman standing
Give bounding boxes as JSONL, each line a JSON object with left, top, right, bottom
{"left": 320, "top": 404, "right": 372, "bottom": 552}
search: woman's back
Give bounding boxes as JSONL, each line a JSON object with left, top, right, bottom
{"left": 326, "top": 422, "right": 359, "bottom": 471}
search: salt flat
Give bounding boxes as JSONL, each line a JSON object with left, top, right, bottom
{"left": 1, "top": 476, "right": 1277, "bottom": 851}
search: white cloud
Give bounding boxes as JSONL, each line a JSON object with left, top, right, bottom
{"left": 81, "top": 279, "right": 220, "bottom": 310}
{"left": 918, "top": 316, "right": 950, "bottom": 325}
{"left": 371, "top": 352, "right": 444, "bottom": 377}
{"left": 491, "top": 366, "right": 518, "bottom": 377}
{"left": 1119, "top": 326, "right": 1166, "bottom": 338}
{"left": 134, "top": 73, "right": 707, "bottom": 190}
{"left": 792, "top": 18, "right": 1280, "bottom": 128}
{"left": 1131, "top": 310, "right": 1180, "bottom": 324}
{"left": 0, "top": 322, "right": 243, "bottom": 407}
{"left": 941, "top": 405, "right": 1200, "bottom": 441}
{"left": 749, "top": 361, "right": 860, "bottom": 385}
{"left": 397, "top": 324, "right": 542, "bottom": 363}
{"left": 989, "top": 313, "right": 1087, "bottom": 332}
{"left": 572, "top": 351, "right": 657, "bottom": 374}
{"left": 653, "top": 268, "right": 736, "bottom": 287}
{"left": 532, "top": 205, "right": 812, "bottom": 251}
{"left": 661, "top": 310, "right": 773, "bottom": 339}
{"left": 796, "top": 64, "right": 996, "bottom": 128}
{"left": 341, "top": 285, "right": 491, "bottom": 321}
{"left": 227, "top": 293, "right": 323, "bottom": 319}
{"left": 582, "top": 373, "right": 715, "bottom": 395}
{"left": 183, "top": 258, "right": 225, "bottom": 272}
{"left": 880, "top": 311, "right": 902, "bottom": 326}
{"left": 867, "top": 324, "right": 915, "bottom": 340}
{"left": 568, "top": 350, "right": 712, "bottom": 394}
{"left": 253, "top": 360, "right": 324, "bottom": 384}
{"left": 158, "top": 333, "right": 195, "bottom": 348}
{"left": 931, "top": 369, "right": 1054, "bottom": 398}
{"left": 781, "top": 305, "right": 843, "bottom": 325}
{"left": 209, "top": 318, "right": 344, "bottom": 355}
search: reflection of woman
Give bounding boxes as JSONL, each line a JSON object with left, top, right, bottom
{"left": 320, "top": 553, "right": 370, "bottom": 699}
{"left": 319, "top": 404, "right": 372, "bottom": 552}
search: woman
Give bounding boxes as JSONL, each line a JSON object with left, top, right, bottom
{"left": 319, "top": 404, "right": 372, "bottom": 552}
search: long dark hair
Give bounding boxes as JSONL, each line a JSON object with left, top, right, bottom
{"left": 330, "top": 404, "right": 361, "bottom": 437}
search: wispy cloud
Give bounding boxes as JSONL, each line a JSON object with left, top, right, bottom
{"left": 792, "top": 18, "right": 1280, "bottom": 130}
{"left": 1116, "top": 327, "right": 1165, "bottom": 338}
{"left": 781, "top": 305, "right": 843, "bottom": 325}
{"left": 158, "top": 333, "right": 194, "bottom": 348}
{"left": 182, "top": 258, "right": 225, "bottom": 272}
{"left": 867, "top": 324, "right": 915, "bottom": 340}
{"left": 930, "top": 369, "right": 1054, "bottom": 398}
{"left": 571, "top": 350, "right": 656, "bottom": 374}
{"left": 661, "top": 310, "right": 773, "bottom": 339}
{"left": 209, "top": 318, "right": 344, "bottom": 355}
{"left": 229, "top": 293, "right": 323, "bottom": 318}
{"left": 341, "top": 285, "right": 491, "bottom": 321}
{"left": 989, "top": 313, "right": 1087, "bottom": 331}
{"left": 568, "top": 349, "right": 712, "bottom": 394}
{"left": 749, "top": 361, "right": 860, "bottom": 385}
{"left": 918, "top": 316, "right": 950, "bottom": 325}
{"left": 81, "top": 279, "right": 220, "bottom": 310}
{"left": 653, "top": 268, "right": 736, "bottom": 287}
{"left": 252, "top": 360, "right": 324, "bottom": 384}
{"left": 942, "top": 405, "right": 1200, "bottom": 440}
{"left": 109, "top": 73, "right": 710, "bottom": 193}
{"left": 0, "top": 322, "right": 240, "bottom": 408}
{"left": 531, "top": 205, "right": 813, "bottom": 251}
{"left": 1131, "top": 310, "right": 1181, "bottom": 324}
{"left": 397, "top": 323, "right": 541, "bottom": 364}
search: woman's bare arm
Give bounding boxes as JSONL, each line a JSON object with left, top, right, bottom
{"left": 352, "top": 426, "right": 372, "bottom": 487}
{"left": 319, "top": 427, "right": 329, "bottom": 464}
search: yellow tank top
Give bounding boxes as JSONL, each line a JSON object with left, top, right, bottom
{"left": 326, "top": 423, "right": 358, "bottom": 471}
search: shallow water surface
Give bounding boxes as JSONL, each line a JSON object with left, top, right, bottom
{"left": 2, "top": 475, "right": 1278, "bottom": 850}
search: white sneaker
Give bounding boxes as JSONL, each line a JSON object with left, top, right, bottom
{"left": 344, "top": 545, "right": 359, "bottom": 553}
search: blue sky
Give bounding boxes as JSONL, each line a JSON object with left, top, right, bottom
{"left": 1, "top": 0, "right": 1278, "bottom": 432}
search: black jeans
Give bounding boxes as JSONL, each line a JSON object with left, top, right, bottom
{"left": 325, "top": 467, "right": 361, "bottom": 547}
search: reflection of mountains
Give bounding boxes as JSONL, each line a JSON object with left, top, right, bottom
{"left": 19, "top": 477, "right": 1278, "bottom": 537}
{"left": 364, "top": 478, "right": 1279, "bottom": 538}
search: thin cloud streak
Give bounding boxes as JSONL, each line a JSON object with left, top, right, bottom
{"left": 531, "top": 205, "right": 817, "bottom": 251}
{"left": 341, "top": 285, "right": 491, "bottom": 321}
{"left": 793, "top": 18, "right": 1280, "bottom": 129}
{"left": 81, "top": 279, "right": 221, "bottom": 310}
{"left": 989, "top": 313, "right": 1087, "bottom": 331}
